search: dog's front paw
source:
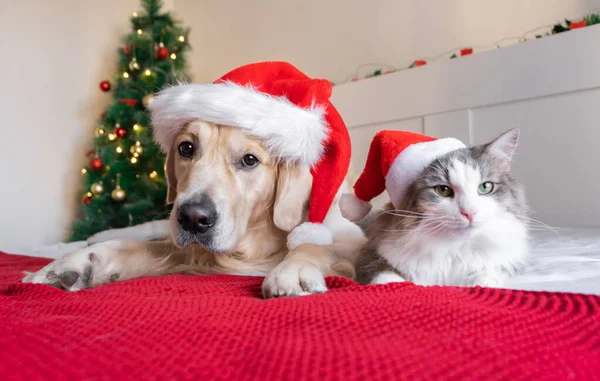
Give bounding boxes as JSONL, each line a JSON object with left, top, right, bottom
{"left": 262, "top": 259, "right": 327, "bottom": 299}
{"left": 22, "top": 243, "right": 118, "bottom": 291}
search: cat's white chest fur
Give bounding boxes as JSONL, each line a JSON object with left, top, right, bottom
{"left": 377, "top": 215, "right": 528, "bottom": 287}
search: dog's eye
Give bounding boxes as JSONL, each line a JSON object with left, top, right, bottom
{"left": 241, "top": 154, "right": 259, "bottom": 168}
{"left": 178, "top": 141, "right": 194, "bottom": 158}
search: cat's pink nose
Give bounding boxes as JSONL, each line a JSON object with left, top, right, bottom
{"left": 461, "top": 210, "right": 473, "bottom": 222}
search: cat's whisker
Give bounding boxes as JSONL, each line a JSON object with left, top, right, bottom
{"left": 425, "top": 221, "right": 451, "bottom": 236}
{"left": 516, "top": 215, "right": 562, "bottom": 235}
{"left": 386, "top": 209, "right": 435, "bottom": 216}
{"left": 384, "top": 211, "right": 447, "bottom": 220}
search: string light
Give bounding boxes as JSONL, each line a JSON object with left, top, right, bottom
{"left": 131, "top": 157, "right": 138, "bottom": 164}
{"left": 130, "top": 141, "right": 143, "bottom": 157}
{"left": 132, "top": 12, "right": 138, "bottom": 17}
{"left": 170, "top": 53, "right": 177, "bottom": 60}
{"left": 108, "top": 133, "right": 116, "bottom": 141}
{"left": 116, "top": 146, "right": 123, "bottom": 153}
{"left": 87, "top": 192, "right": 93, "bottom": 197}
{"left": 97, "top": 128, "right": 105, "bottom": 135}
{"left": 178, "top": 35, "right": 185, "bottom": 42}
{"left": 123, "top": 72, "right": 130, "bottom": 78}
{"left": 133, "top": 124, "right": 140, "bottom": 131}
{"left": 149, "top": 171, "right": 158, "bottom": 179}
{"left": 144, "top": 69, "right": 152, "bottom": 76}
{"left": 81, "top": 168, "right": 87, "bottom": 174}
{"left": 137, "top": 29, "right": 143, "bottom": 35}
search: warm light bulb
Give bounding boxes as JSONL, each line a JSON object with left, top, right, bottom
{"left": 133, "top": 152, "right": 139, "bottom": 158}
{"left": 135, "top": 141, "right": 141, "bottom": 146}
{"left": 178, "top": 36, "right": 185, "bottom": 42}
{"left": 131, "top": 157, "right": 138, "bottom": 164}
{"left": 116, "top": 146, "right": 123, "bottom": 153}
{"left": 81, "top": 168, "right": 87, "bottom": 174}
{"left": 137, "top": 29, "right": 143, "bottom": 35}
{"left": 132, "top": 12, "right": 138, "bottom": 17}
{"left": 170, "top": 53, "right": 177, "bottom": 60}
{"left": 149, "top": 170, "right": 158, "bottom": 179}
{"left": 123, "top": 72, "right": 130, "bottom": 79}
{"left": 98, "top": 128, "right": 105, "bottom": 135}
{"left": 144, "top": 69, "right": 151, "bottom": 76}
{"left": 87, "top": 192, "right": 93, "bottom": 197}
{"left": 108, "top": 133, "right": 116, "bottom": 141}
{"left": 133, "top": 124, "right": 140, "bottom": 131}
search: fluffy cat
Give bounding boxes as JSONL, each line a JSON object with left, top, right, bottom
{"left": 355, "top": 128, "right": 528, "bottom": 287}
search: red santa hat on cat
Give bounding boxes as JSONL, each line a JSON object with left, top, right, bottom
{"left": 340, "top": 130, "right": 466, "bottom": 222}
{"left": 150, "top": 61, "right": 351, "bottom": 250}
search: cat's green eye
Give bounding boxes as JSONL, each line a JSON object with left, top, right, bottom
{"left": 433, "top": 185, "right": 454, "bottom": 197}
{"left": 478, "top": 181, "right": 494, "bottom": 195}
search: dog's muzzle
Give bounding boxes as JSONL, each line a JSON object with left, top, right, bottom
{"left": 177, "top": 197, "right": 218, "bottom": 235}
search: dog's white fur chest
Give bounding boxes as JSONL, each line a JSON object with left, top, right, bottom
{"left": 377, "top": 215, "right": 528, "bottom": 287}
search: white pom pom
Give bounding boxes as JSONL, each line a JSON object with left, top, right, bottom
{"left": 287, "top": 223, "right": 334, "bottom": 250}
{"left": 339, "top": 193, "right": 372, "bottom": 222}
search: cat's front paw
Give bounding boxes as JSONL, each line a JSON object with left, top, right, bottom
{"left": 475, "top": 273, "right": 506, "bottom": 288}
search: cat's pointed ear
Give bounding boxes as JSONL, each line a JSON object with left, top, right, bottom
{"left": 485, "top": 128, "right": 520, "bottom": 162}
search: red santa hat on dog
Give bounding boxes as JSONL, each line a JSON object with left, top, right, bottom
{"left": 340, "top": 130, "right": 466, "bottom": 222}
{"left": 150, "top": 61, "right": 351, "bottom": 250}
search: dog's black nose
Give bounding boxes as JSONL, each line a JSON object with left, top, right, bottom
{"left": 177, "top": 200, "right": 217, "bottom": 234}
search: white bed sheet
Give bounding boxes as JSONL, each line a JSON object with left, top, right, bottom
{"left": 505, "top": 226, "right": 600, "bottom": 296}
{"left": 18, "top": 226, "right": 600, "bottom": 296}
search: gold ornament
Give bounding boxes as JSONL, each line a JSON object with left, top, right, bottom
{"left": 111, "top": 186, "right": 126, "bottom": 201}
{"left": 130, "top": 141, "right": 143, "bottom": 157}
{"left": 90, "top": 182, "right": 104, "bottom": 195}
{"left": 129, "top": 57, "right": 140, "bottom": 71}
{"left": 142, "top": 93, "right": 155, "bottom": 107}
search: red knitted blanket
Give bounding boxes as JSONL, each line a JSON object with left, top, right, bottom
{"left": 1, "top": 251, "right": 599, "bottom": 381}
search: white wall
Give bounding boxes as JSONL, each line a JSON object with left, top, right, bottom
{"left": 0, "top": 0, "right": 173, "bottom": 253}
{"left": 177, "top": 0, "right": 600, "bottom": 84}
{"left": 333, "top": 25, "right": 600, "bottom": 226}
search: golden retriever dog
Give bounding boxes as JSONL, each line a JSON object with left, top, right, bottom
{"left": 23, "top": 121, "right": 365, "bottom": 298}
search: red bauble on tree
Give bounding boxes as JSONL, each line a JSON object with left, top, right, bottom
{"left": 114, "top": 124, "right": 127, "bottom": 138}
{"left": 99, "top": 81, "right": 111, "bottom": 92}
{"left": 89, "top": 157, "right": 104, "bottom": 172}
{"left": 123, "top": 44, "right": 131, "bottom": 55}
{"left": 82, "top": 195, "right": 92, "bottom": 205}
{"left": 156, "top": 45, "right": 169, "bottom": 60}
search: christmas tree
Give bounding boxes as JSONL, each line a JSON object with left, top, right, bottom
{"left": 71, "top": 0, "right": 191, "bottom": 241}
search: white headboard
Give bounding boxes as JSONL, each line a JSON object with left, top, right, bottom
{"left": 332, "top": 25, "right": 600, "bottom": 227}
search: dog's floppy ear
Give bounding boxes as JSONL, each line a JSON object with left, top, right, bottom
{"left": 273, "top": 162, "right": 312, "bottom": 232}
{"left": 164, "top": 145, "right": 178, "bottom": 204}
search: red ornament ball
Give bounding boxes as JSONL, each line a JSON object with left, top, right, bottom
{"left": 89, "top": 157, "right": 104, "bottom": 172}
{"left": 156, "top": 46, "right": 169, "bottom": 60}
{"left": 99, "top": 81, "right": 111, "bottom": 92}
{"left": 82, "top": 195, "right": 92, "bottom": 205}
{"left": 124, "top": 45, "right": 131, "bottom": 55}
{"left": 114, "top": 125, "right": 127, "bottom": 138}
